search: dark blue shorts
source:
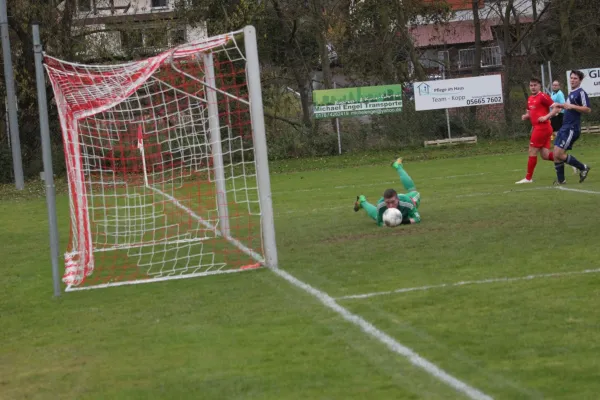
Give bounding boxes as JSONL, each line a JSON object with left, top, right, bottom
{"left": 554, "top": 126, "right": 580, "bottom": 150}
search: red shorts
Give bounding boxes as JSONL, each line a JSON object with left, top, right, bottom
{"left": 530, "top": 125, "right": 553, "bottom": 149}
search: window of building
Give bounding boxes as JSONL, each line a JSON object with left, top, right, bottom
{"left": 151, "top": 0, "right": 168, "bottom": 8}
{"left": 78, "top": 0, "right": 94, "bottom": 12}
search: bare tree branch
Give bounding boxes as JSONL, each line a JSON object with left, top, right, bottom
{"left": 264, "top": 111, "right": 311, "bottom": 134}
{"left": 506, "top": 0, "right": 551, "bottom": 55}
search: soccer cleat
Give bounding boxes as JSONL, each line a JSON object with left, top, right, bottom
{"left": 515, "top": 178, "right": 533, "bottom": 184}
{"left": 391, "top": 157, "right": 403, "bottom": 169}
{"left": 553, "top": 180, "right": 567, "bottom": 185}
{"left": 353, "top": 195, "right": 366, "bottom": 212}
{"left": 579, "top": 166, "right": 591, "bottom": 183}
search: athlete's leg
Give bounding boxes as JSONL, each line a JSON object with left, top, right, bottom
{"left": 553, "top": 127, "right": 590, "bottom": 183}
{"left": 553, "top": 127, "right": 571, "bottom": 183}
{"left": 540, "top": 147, "right": 554, "bottom": 161}
{"left": 354, "top": 195, "right": 380, "bottom": 221}
{"left": 557, "top": 130, "right": 590, "bottom": 182}
{"left": 540, "top": 131, "right": 554, "bottom": 161}
{"left": 392, "top": 158, "right": 416, "bottom": 191}
{"left": 525, "top": 145, "right": 539, "bottom": 181}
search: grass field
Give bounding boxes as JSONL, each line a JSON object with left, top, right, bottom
{"left": 2, "top": 137, "right": 600, "bottom": 399}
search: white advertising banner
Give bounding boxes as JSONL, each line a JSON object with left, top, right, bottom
{"left": 566, "top": 68, "right": 600, "bottom": 97}
{"left": 414, "top": 75, "right": 503, "bottom": 111}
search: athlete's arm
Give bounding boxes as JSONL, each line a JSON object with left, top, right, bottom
{"left": 563, "top": 103, "right": 591, "bottom": 113}
{"left": 376, "top": 204, "right": 385, "bottom": 227}
{"left": 539, "top": 107, "right": 560, "bottom": 122}
{"left": 401, "top": 211, "right": 421, "bottom": 224}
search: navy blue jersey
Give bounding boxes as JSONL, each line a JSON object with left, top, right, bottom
{"left": 563, "top": 88, "right": 590, "bottom": 128}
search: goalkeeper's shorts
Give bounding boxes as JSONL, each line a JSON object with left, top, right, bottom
{"left": 407, "top": 191, "right": 420, "bottom": 208}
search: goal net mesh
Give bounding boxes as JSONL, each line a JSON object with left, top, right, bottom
{"left": 44, "top": 32, "right": 266, "bottom": 289}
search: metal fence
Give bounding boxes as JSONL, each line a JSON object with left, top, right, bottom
{"left": 458, "top": 46, "right": 503, "bottom": 70}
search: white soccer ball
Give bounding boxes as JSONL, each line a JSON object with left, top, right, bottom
{"left": 383, "top": 208, "right": 403, "bottom": 227}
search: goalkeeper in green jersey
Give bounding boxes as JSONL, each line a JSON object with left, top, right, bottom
{"left": 353, "top": 158, "right": 421, "bottom": 226}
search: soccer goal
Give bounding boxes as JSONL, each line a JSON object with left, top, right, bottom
{"left": 43, "top": 26, "right": 277, "bottom": 291}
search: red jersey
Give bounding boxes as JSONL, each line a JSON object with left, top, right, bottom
{"left": 527, "top": 92, "right": 553, "bottom": 128}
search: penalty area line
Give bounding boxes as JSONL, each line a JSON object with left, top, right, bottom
{"left": 336, "top": 268, "right": 600, "bottom": 301}
{"left": 269, "top": 267, "right": 493, "bottom": 400}
{"left": 555, "top": 186, "right": 600, "bottom": 195}
{"left": 455, "top": 184, "right": 600, "bottom": 199}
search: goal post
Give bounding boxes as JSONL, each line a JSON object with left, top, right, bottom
{"left": 202, "top": 51, "right": 230, "bottom": 238}
{"left": 43, "top": 26, "right": 278, "bottom": 291}
{"left": 243, "top": 25, "right": 278, "bottom": 269}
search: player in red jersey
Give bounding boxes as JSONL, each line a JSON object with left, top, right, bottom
{"left": 515, "top": 78, "right": 558, "bottom": 184}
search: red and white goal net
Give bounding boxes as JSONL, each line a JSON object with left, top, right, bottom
{"left": 44, "top": 27, "right": 277, "bottom": 290}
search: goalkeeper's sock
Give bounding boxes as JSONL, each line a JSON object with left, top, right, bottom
{"left": 554, "top": 161, "right": 566, "bottom": 183}
{"left": 395, "top": 165, "right": 416, "bottom": 192}
{"left": 526, "top": 156, "right": 537, "bottom": 181}
{"left": 360, "top": 198, "right": 379, "bottom": 221}
{"left": 565, "top": 154, "right": 586, "bottom": 171}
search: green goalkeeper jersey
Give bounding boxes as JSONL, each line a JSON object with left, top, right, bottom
{"left": 375, "top": 192, "right": 421, "bottom": 226}
{"left": 355, "top": 162, "right": 421, "bottom": 227}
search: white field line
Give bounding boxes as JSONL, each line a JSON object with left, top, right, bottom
{"left": 336, "top": 268, "right": 600, "bottom": 301}
{"left": 275, "top": 205, "right": 346, "bottom": 216}
{"left": 275, "top": 184, "right": 600, "bottom": 216}
{"left": 456, "top": 186, "right": 553, "bottom": 198}
{"left": 272, "top": 169, "right": 522, "bottom": 195}
{"left": 269, "top": 267, "right": 493, "bottom": 400}
{"left": 332, "top": 170, "right": 522, "bottom": 190}
{"left": 430, "top": 172, "right": 485, "bottom": 180}
{"left": 456, "top": 185, "right": 600, "bottom": 199}
{"left": 556, "top": 186, "right": 600, "bottom": 195}
{"left": 454, "top": 192, "right": 493, "bottom": 198}
{"left": 276, "top": 188, "right": 324, "bottom": 193}
{"left": 277, "top": 187, "right": 543, "bottom": 214}
{"left": 333, "top": 180, "right": 396, "bottom": 190}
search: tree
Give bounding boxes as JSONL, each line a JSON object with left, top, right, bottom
{"left": 4, "top": 1, "right": 72, "bottom": 176}
{"left": 2, "top": 1, "right": 183, "bottom": 179}
{"left": 537, "top": 0, "right": 600, "bottom": 69}
{"left": 470, "top": 0, "right": 483, "bottom": 119}
{"left": 558, "top": 0, "right": 576, "bottom": 64}
{"left": 344, "top": 0, "right": 450, "bottom": 84}
{"left": 485, "top": 0, "right": 551, "bottom": 126}
{"left": 269, "top": 0, "right": 318, "bottom": 128}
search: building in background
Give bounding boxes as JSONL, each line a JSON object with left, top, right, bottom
{"left": 411, "top": 0, "right": 542, "bottom": 75}
{"left": 63, "top": 0, "right": 206, "bottom": 60}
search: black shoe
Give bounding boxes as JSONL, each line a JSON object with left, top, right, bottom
{"left": 353, "top": 196, "right": 361, "bottom": 212}
{"left": 553, "top": 180, "right": 567, "bottom": 185}
{"left": 579, "top": 166, "right": 591, "bottom": 183}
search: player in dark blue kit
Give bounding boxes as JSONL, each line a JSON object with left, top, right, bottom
{"left": 551, "top": 70, "right": 592, "bottom": 184}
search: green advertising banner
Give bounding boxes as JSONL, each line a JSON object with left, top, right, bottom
{"left": 312, "top": 84, "right": 403, "bottom": 119}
